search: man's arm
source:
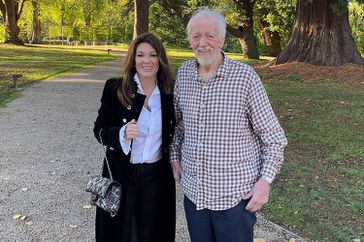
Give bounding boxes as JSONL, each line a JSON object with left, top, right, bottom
{"left": 244, "top": 66, "right": 288, "bottom": 211}
{"left": 169, "top": 71, "right": 184, "bottom": 182}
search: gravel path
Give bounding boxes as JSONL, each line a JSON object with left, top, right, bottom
{"left": 0, "top": 58, "right": 307, "bottom": 242}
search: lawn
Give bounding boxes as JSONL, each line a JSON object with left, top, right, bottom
{"left": 0, "top": 44, "right": 118, "bottom": 106}
{"left": 1, "top": 44, "right": 363, "bottom": 241}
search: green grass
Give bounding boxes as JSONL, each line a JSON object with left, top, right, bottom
{"left": 0, "top": 44, "right": 118, "bottom": 106}
{"left": 260, "top": 81, "right": 364, "bottom": 241}
{"left": 166, "top": 52, "right": 364, "bottom": 242}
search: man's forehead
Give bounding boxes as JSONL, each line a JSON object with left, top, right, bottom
{"left": 190, "top": 17, "right": 218, "bottom": 32}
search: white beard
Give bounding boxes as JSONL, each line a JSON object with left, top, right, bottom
{"left": 196, "top": 48, "right": 219, "bottom": 67}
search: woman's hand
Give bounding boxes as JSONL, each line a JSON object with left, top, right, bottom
{"left": 124, "top": 119, "right": 138, "bottom": 140}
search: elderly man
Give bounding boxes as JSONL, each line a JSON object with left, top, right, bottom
{"left": 170, "top": 8, "right": 288, "bottom": 242}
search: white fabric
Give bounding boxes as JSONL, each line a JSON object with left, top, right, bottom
{"left": 118, "top": 74, "right": 162, "bottom": 164}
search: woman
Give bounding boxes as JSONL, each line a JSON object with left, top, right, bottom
{"left": 93, "top": 33, "right": 176, "bottom": 242}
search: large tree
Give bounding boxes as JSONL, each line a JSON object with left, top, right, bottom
{"left": 0, "top": 0, "right": 27, "bottom": 44}
{"left": 133, "top": 0, "right": 149, "bottom": 38}
{"left": 226, "top": 0, "right": 259, "bottom": 59}
{"left": 130, "top": 0, "right": 186, "bottom": 39}
{"left": 275, "top": 0, "right": 364, "bottom": 66}
{"left": 30, "top": 0, "right": 41, "bottom": 44}
{"left": 254, "top": 0, "right": 295, "bottom": 57}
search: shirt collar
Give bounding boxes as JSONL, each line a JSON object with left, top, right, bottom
{"left": 133, "top": 73, "right": 160, "bottom": 95}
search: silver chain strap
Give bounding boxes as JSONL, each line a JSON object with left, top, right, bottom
{"left": 98, "top": 129, "right": 114, "bottom": 180}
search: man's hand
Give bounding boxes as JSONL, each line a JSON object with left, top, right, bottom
{"left": 171, "top": 162, "right": 182, "bottom": 183}
{"left": 243, "top": 178, "right": 271, "bottom": 212}
{"left": 124, "top": 119, "right": 138, "bottom": 140}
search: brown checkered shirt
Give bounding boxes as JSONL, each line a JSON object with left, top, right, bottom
{"left": 170, "top": 53, "right": 287, "bottom": 210}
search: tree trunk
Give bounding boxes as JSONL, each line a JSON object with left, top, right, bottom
{"left": 83, "top": 0, "right": 92, "bottom": 27}
{"left": 0, "top": 0, "right": 24, "bottom": 45}
{"left": 256, "top": 16, "right": 281, "bottom": 57}
{"left": 227, "top": 0, "right": 259, "bottom": 59}
{"left": 133, "top": 0, "right": 149, "bottom": 39}
{"left": 30, "top": 0, "right": 41, "bottom": 44}
{"left": 275, "top": 0, "right": 364, "bottom": 66}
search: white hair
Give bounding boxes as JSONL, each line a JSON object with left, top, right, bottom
{"left": 186, "top": 8, "right": 226, "bottom": 40}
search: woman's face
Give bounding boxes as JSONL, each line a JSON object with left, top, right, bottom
{"left": 135, "top": 42, "right": 159, "bottom": 81}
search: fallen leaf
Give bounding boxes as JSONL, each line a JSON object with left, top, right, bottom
{"left": 25, "top": 221, "right": 33, "bottom": 225}
{"left": 289, "top": 239, "right": 296, "bottom": 242}
{"left": 253, "top": 239, "right": 266, "bottom": 242}
{"left": 21, "top": 188, "right": 28, "bottom": 192}
{"left": 352, "top": 239, "right": 360, "bottom": 242}
{"left": 20, "top": 215, "right": 27, "bottom": 220}
{"left": 69, "top": 224, "right": 77, "bottom": 229}
{"left": 51, "top": 171, "right": 56, "bottom": 175}
{"left": 3, "top": 177, "right": 10, "bottom": 180}
{"left": 50, "top": 160, "right": 55, "bottom": 163}
{"left": 83, "top": 205, "right": 92, "bottom": 209}
{"left": 12, "top": 214, "right": 22, "bottom": 219}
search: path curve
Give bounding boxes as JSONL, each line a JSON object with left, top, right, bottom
{"left": 0, "top": 58, "right": 306, "bottom": 242}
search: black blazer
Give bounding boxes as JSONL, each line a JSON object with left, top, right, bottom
{"left": 93, "top": 78, "right": 175, "bottom": 185}
{"left": 93, "top": 78, "right": 176, "bottom": 242}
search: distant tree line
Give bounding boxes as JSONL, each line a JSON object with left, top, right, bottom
{"left": 0, "top": 0, "right": 363, "bottom": 65}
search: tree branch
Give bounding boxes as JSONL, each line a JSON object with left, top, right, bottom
{"left": 0, "top": 0, "right": 6, "bottom": 18}
{"left": 17, "top": 0, "right": 28, "bottom": 20}
{"left": 226, "top": 23, "right": 244, "bottom": 38}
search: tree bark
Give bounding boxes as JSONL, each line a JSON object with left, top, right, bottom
{"left": 1, "top": 0, "right": 25, "bottom": 45}
{"left": 256, "top": 16, "right": 281, "bottom": 57}
{"left": 133, "top": 0, "right": 149, "bottom": 39}
{"left": 83, "top": 0, "right": 92, "bottom": 27}
{"left": 227, "top": 0, "right": 259, "bottom": 59}
{"left": 30, "top": 0, "right": 41, "bottom": 44}
{"left": 275, "top": 0, "right": 364, "bottom": 66}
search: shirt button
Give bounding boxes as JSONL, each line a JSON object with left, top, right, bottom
{"left": 170, "top": 121, "right": 173, "bottom": 124}
{"left": 122, "top": 118, "right": 127, "bottom": 123}
{"left": 169, "top": 134, "right": 173, "bottom": 137}
{"left": 127, "top": 105, "right": 132, "bottom": 110}
{"left": 131, "top": 93, "right": 135, "bottom": 98}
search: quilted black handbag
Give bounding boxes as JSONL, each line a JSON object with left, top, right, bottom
{"left": 85, "top": 129, "right": 121, "bottom": 217}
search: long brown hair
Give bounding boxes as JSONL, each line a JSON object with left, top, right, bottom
{"left": 117, "top": 32, "right": 173, "bottom": 106}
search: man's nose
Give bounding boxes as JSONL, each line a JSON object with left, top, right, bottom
{"left": 198, "top": 36, "right": 208, "bottom": 46}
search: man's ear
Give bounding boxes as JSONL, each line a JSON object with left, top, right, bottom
{"left": 218, "top": 37, "right": 225, "bottom": 49}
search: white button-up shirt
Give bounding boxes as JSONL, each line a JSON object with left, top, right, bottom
{"left": 119, "top": 74, "right": 162, "bottom": 164}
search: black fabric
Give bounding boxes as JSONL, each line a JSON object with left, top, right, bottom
{"left": 93, "top": 78, "right": 176, "bottom": 242}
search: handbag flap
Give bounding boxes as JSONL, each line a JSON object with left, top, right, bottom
{"left": 86, "top": 176, "right": 119, "bottom": 198}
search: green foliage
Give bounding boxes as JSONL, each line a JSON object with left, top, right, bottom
{"left": 254, "top": 0, "right": 296, "bottom": 50}
{"left": 349, "top": 1, "right": 364, "bottom": 54}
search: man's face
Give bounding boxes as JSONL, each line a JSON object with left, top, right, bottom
{"left": 188, "top": 17, "right": 224, "bottom": 67}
